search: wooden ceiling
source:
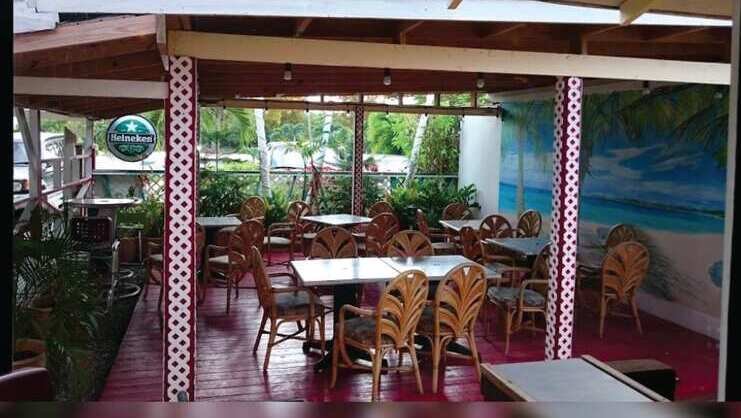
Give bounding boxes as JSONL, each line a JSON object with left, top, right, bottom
{"left": 13, "top": 13, "right": 732, "bottom": 119}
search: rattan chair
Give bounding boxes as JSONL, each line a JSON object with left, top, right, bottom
{"left": 205, "top": 220, "right": 264, "bottom": 313}
{"left": 515, "top": 210, "right": 542, "bottom": 238}
{"left": 597, "top": 241, "right": 650, "bottom": 338}
{"left": 363, "top": 213, "right": 400, "bottom": 257}
{"left": 353, "top": 200, "right": 396, "bottom": 242}
{"left": 416, "top": 209, "right": 457, "bottom": 254}
{"left": 478, "top": 215, "right": 518, "bottom": 268}
{"left": 386, "top": 230, "right": 434, "bottom": 257}
{"left": 218, "top": 196, "right": 267, "bottom": 245}
{"left": 250, "top": 246, "right": 327, "bottom": 371}
{"left": 577, "top": 223, "right": 638, "bottom": 292}
{"left": 442, "top": 202, "right": 472, "bottom": 221}
{"left": 265, "top": 200, "right": 310, "bottom": 264}
{"left": 486, "top": 244, "right": 550, "bottom": 354}
{"left": 459, "top": 226, "right": 513, "bottom": 278}
{"left": 331, "top": 269, "right": 429, "bottom": 401}
{"left": 309, "top": 226, "right": 358, "bottom": 259}
{"left": 416, "top": 262, "right": 487, "bottom": 393}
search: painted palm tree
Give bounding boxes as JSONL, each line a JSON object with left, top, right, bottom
{"left": 501, "top": 101, "right": 552, "bottom": 215}
{"left": 618, "top": 84, "right": 728, "bottom": 167}
{"left": 580, "top": 91, "right": 635, "bottom": 179}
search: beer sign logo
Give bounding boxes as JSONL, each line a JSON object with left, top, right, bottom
{"left": 106, "top": 115, "right": 158, "bottom": 162}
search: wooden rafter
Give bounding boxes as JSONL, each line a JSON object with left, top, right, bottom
{"left": 14, "top": 76, "right": 168, "bottom": 99}
{"left": 397, "top": 20, "right": 425, "bottom": 44}
{"left": 620, "top": 0, "right": 657, "bottom": 26}
{"left": 295, "top": 18, "right": 313, "bottom": 37}
{"left": 648, "top": 26, "right": 710, "bottom": 42}
{"left": 448, "top": 0, "right": 464, "bottom": 9}
{"left": 482, "top": 23, "right": 527, "bottom": 39}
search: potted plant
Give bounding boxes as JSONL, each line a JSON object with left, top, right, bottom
{"left": 118, "top": 197, "right": 165, "bottom": 262}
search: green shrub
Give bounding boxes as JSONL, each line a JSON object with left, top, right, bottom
{"left": 386, "top": 180, "right": 478, "bottom": 229}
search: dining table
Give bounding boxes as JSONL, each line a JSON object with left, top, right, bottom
{"left": 485, "top": 237, "right": 550, "bottom": 258}
{"left": 65, "top": 197, "right": 142, "bottom": 237}
{"left": 438, "top": 219, "right": 483, "bottom": 232}
{"left": 301, "top": 214, "right": 373, "bottom": 228}
{"left": 290, "top": 254, "right": 503, "bottom": 371}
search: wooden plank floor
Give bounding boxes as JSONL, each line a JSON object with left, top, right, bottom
{"left": 101, "top": 255, "right": 719, "bottom": 401}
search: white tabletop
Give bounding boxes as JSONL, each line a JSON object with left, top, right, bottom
{"left": 485, "top": 237, "right": 549, "bottom": 257}
{"left": 65, "top": 197, "right": 141, "bottom": 208}
{"left": 380, "top": 255, "right": 501, "bottom": 280}
{"left": 482, "top": 357, "right": 653, "bottom": 401}
{"left": 291, "top": 257, "right": 400, "bottom": 286}
{"left": 439, "top": 219, "right": 482, "bottom": 232}
{"left": 301, "top": 214, "right": 373, "bottom": 227}
{"left": 196, "top": 216, "right": 241, "bottom": 228}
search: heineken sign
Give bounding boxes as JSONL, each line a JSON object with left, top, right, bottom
{"left": 106, "top": 115, "right": 158, "bottom": 162}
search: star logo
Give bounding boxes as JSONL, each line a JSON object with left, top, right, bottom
{"left": 125, "top": 121, "right": 138, "bottom": 132}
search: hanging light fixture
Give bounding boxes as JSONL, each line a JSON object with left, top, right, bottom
{"left": 283, "top": 63, "right": 293, "bottom": 81}
{"left": 383, "top": 68, "right": 392, "bottom": 86}
{"left": 642, "top": 81, "right": 651, "bottom": 96}
{"left": 476, "top": 73, "right": 485, "bottom": 89}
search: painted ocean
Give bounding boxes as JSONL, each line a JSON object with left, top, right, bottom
{"left": 499, "top": 182, "right": 725, "bottom": 234}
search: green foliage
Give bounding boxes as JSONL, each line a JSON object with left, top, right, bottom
{"left": 118, "top": 197, "right": 165, "bottom": 237}
{"left": 366, "top": 112, "right": 416, "bottom": 155}
{"left": 418, "top": 115, "right": 460, "bottom": 174}
{"left": 200, "top": 107, "right": 256, "bottom": 153}
{"left": 198, "top": 172, "right": 259, "bottom": 216}
{"left": 264, "top": 189, "right": 289, "bottom": 227}
{"left": 386, "top": 180, "right": 478, "bottom": 228}
{"left": 318, "top": 175, "right": 383, "bottom": 215}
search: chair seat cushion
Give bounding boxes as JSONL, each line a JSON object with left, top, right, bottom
{"left": 416, "top": 306, "right": 455, "bottom": 335}
{"left": 352, "top": 232, "right": 366, "bottom": 239}
{"left": 149, "top": 253, "right": 163, "bottom": 263}
{"left": 343, "top": 316, "right": 393, "bottom": 345}
{"left": 208, "top": 255, "right": 230, "bottom": 265}
{"left": 302, "top": 232, "right": 317, "bottom": 240}
{"left": 487, "top": 286, "right": 545, "bottom": 308}
{"left": 219, "top": 226, "right": 238, "bottom": 233}
{"left": 264, "top": 236, "right": 291, "bottom": 246}
{"left": 274, "top": 292, "right": 323, "bottom": 316}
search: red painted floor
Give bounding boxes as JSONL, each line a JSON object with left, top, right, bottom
{"left": 100, "top": 252, "right": 719, "bottom": 401}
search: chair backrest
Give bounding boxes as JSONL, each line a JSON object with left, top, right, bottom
{"left": 433, "top": 262, "right": 487, "bottom": 337}
{"left": 309, "top": 226, "right": 357, "bottom": 259}
{"left": 366, "top": 213, "right": 400, "bottom": 256}
{"left": 415, "top": 209, "right": 431, "bottom": 237}
{"left": 375, "top": 269, "right": 429, "bottom": 347}
{"left": 287, "top": 200, "right": 311, "bottom": 223}
{"left": 459, "top": 226, "right": 483, "bottom": 262}
{"left": 601, "top": 241, "right": 650, "bottom": 301}
{"left": 248, "top": 245, "right": 275, "bottom": 310}
{"left": 442, "top": 202, "right": 471, "bottom": 220}
{"left": 0, "top": 367, "right": 53, "bottom": 401}
{"left": 368, "top": 200, "right": 394, "bottom": 218}
{"left": 605, "top": 224, "right": 636, "bottom": 249}
{"left": 516, "top": 210, "right": 542, "bottom": 238}
{"left": 387, "top": 230, "right": 434, "bottom": 257}
{"left": 528, "top": 243, "right": 551, "bottom": 296}
{"left": 241, "top": 196, "right": 267, "bottom": 221}
{"left": 225, "top": 232, "right": 249, "bottom": 275}
{"left": 69, "top": 216, "right": 112, "bottom": 244}
{"left": 479, "top": 215, "right": 513, "bottom": 240}
{"left": 236, "top": 220, "right": 265, "bottom": 254}
{"left": 195, "top": 223, "right": 206, "bottom": 268}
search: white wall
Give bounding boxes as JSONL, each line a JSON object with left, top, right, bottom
{"left": 459, "top": 116, "right": 502, "bottom": 217}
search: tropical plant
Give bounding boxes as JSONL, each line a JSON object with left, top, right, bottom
{"left": 118, "top": 197, "right": 165, "bottom": 238}
{"left": 264, "top": 189, "right": 290, "bottom": 227}
{"left": 418, "top": 115, "right": 461, "bottom": 174}
{"left": 386, "top": 180, "right": 478, "bottom": 229}
{"left": 198, "top": 172, "right": 257, "bottom": 216}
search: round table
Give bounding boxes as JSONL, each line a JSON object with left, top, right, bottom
{"left": 65, "top": 198, "right": 142, "bottom": 232}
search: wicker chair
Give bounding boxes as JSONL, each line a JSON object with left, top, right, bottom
{"left": 145, "top": 224, "right": 206, "bottom": 313}
{"left": 459, "top": 226, "right": 512, "bottom": 278}
{"left": 416, "top": 262, "right": 487, "bottom": 393}
{"left": 486, "top": 244, "right": 550, "bottom": 354}
{"left": 386, "top": 230, "right": 434, "bottom": 258}
{"left": 353, "top": 200, "right": 396, "bottom": 242}
{"left": 577, "top": 223, "right": 638, "bottom": 293}
{"left": 364, "top": 213, "right": 400, "bottom": 257}
{"left": 597, "top": 241, "right": 650, "bottom": 338}
{"left": 309, "top": 226, "right": 358, "bottom": 259}
{"left": 265, "top": 200, "right": 310, "bottom": 264}
{"left": 515, "top": 210, "right": 542, "bottom": 238}
{"left": 331, "top": 269, "right": 429, "bottom": 401}
{"left": 442, "top": 202, "right": 472, "bottom": 221}
{"left": 416, "top": 209, "right": 457, "bottom": 254}
{"left": 250, "top": 246, "right": 327, "bottom": 371}
{"left": 217, "top": 196, "right": 267, "bottom": 245}
{"left": 478, "top": 215, "right": 517, "bottom": 268}
{"left": 204, "top": 220, "right": 264, "bottom": 313}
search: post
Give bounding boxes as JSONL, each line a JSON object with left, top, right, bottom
{"left": 351, "top": 105, "right": 365, "bottom": 215}
{"left": 719, "top": 0, "right": 740, "bottom": 401}
{"left": 545, "top": 76, "right": 583, "bottom": 360}
{"left": 63, "top": 128, "right": 76, "bottom": 199}
{"left": 162, "top": 55, "right": 199, "bottom": 401}
{"left": 84, "top": 119, "right": 94, "bottom": 178}
{"left": 3, "top": 0, "right": 14, "bottom": 374}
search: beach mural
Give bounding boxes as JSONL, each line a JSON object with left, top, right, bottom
{"left": 499, "top": 84, "right": 728, "bottom": 335}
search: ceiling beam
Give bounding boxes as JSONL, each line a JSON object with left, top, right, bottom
{"left": 294, "top": 18, "right": 313, "bottom": 37}
{"left": 14, "top": 77, "right": 167, "bottom": 99}
{"left": 13, "top": 15, "right": 157, "bottom": 54}
{"left": 620, "top": 0, "right": 657, "bottom": 26}
{"left": 168, "top": 31, "right": 731, "bottom": 84}
{"left": 156, "top": 15, "right": 169, "bottom": 70}
{"left": 397, "top": 20, "right": 425, "bottom": 44}
{"left": 648, "top": 26, "right": 710, "bottom": 42}
{"left": 483, "top": 23, "right": 527, "bottom": 39}
{"left": 448, "top": 0, "right": 464, "bottom": 9}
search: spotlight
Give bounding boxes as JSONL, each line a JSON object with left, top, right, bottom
{"left": 476, "top": 73, "right": 485, "bottom": 89}
{"left": 383, "top": 68, "right": 392, "bottom": 86}
{"left": 283, "top": 63, "right": 293, "bottom": 81}
{"left": 642, "top": 81, "right": 651, "bottom": 96}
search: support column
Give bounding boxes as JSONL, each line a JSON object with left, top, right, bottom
{"left": 163, "top": 55, "right": 199, "bottom": 401}
{"left": 351, "top": 105, "right": 365, "bottom": 216}
{"left": 545, "top": 76, "right": 583, "bottom": 361}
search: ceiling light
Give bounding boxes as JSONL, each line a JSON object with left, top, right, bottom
{"left": 383, "top": 68, "right": 392, "bottom": 86}
{"left": 283, "top": 63, "right": 293, "bottom": 81}
{"left": 476, "top": 73, "right": 485, "bottom": 89}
